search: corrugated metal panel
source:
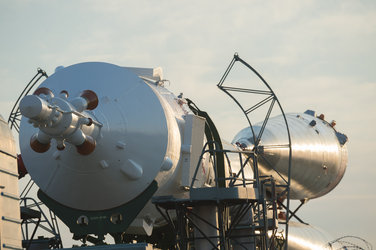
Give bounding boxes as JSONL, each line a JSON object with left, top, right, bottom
{"left": 0, "top": 115, "right": 22, "bottom": 250}
{"left": 0, "top": 117, "right": 16, "bottom": 158}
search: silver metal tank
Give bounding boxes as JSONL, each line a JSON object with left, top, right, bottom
{"left": 232, "top": 111, "right": 348, "bottom": 200}
{"left": 18, "top": 62, "right": 212, "bottom": 234}
{"left": 284, "top": 221, "right": 337, "bottom": 249}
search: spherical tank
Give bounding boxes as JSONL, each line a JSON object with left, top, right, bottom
{"left": 232, "top": 112, "right": 348, "bottom": 200}
{"left": 19, "top": 62, "right": 194, "bottom": 211}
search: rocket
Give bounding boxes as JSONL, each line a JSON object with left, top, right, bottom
{"left": 232, "top": 111, "right": 348, "bottom": 200}
{"left": 17, "top": 61, "right": 348, "bottom": 249}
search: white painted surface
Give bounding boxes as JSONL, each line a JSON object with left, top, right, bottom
{"left": 0, "top": 116, "right": 22, "bottom": 250}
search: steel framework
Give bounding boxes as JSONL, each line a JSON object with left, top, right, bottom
{"left": 154, "top": 140, "right": 283, "bottom": 249}
{"left": 153, "top": 54, "right": 292, "bottom": 249}
{"left": 217, "top": 53, "right": 292, "bottom": 249}
{"left": 8, "top": 68, "right": 63, "bottom": 249}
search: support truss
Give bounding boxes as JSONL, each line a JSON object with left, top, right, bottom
{"left": 217, "top": 53, "right": 292, "bottom": 249}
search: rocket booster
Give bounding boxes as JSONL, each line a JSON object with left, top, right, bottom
{"left": 232, "top": 111, "right": 348, "bottom": 200}
{"left": 18, "top": 62, "right": 348, "bottom": 207}
{"left": 17, "top": 61, "right": 348, "bottom": 241}
{"left": 18, "top": 62, "right": 212, "bottom": 214}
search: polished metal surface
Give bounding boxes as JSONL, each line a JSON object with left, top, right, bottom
{"left": 18, "top": 63, "right": 187, "bottom": 211}
{"left": 284, "top": 221, "right": 334, "bottom": 249}
{"left": 232, "top": 112, "right": 348, "bottom": 200}
{"left": 18, "top": 62, "right": 213, "bottom": 234}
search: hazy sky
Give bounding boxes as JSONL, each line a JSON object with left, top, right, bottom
{"left": 1, "top": 0, "right": 375, "bottom": 248}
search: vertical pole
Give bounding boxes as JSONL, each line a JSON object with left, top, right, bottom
{"left": 193, "top": 205, "right": 219, "bottom": 249}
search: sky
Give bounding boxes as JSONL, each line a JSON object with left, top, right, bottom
{"left": 0, "top": 0, "right": 375, "bottom": 248}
